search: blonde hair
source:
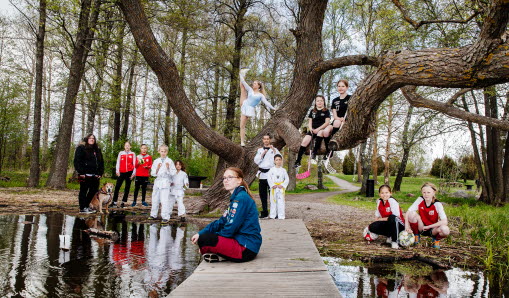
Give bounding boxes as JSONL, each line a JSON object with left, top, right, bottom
{"left": 421, "top": 182, "right": 438, "bottom": 201}
{"left": 158, "top": 144, "right": 168, "bottom": 151}
{"left": 225, "top": 167, "right": 253, "bottom": 199}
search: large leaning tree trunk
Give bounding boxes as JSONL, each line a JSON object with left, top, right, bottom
{"left": 119, "top": 0, "right": 509, "bottom": 211}
{"left": 46, "top": 0, "right": 101, "bottom": 188}
{"left": 27, "top": 0, "right": 47, "bottom": 187}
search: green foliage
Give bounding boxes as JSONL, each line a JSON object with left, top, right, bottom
{"left": 430, "top": 155, "right": 458, "bottom": 180}
{"left": 342, "top": 149, "right": 355, "bottom": 175}
{"left": 459, "top": 155, "right": 477, "bottom": 180}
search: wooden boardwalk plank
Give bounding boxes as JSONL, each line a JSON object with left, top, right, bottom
{"left": 170, "top": 219, "right": 341, "bottom": 297}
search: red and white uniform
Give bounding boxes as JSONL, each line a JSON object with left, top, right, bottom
{"left": 408, "top": 196, "right": 447, "bottom": 226}
{"left": 135, "top": 154, "right": 153, "bottom": 177}
{"left": 375, "top": 197, "right": 405, "bottom": 223}
{"left": 116, "top": 150, "right": 137, "bottom": 174}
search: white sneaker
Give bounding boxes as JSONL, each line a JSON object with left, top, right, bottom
{"left": 203, "top": 253, "right": 227, "bottom": 263}
{"left": 239, "top": 68, "right": 249, "bottom": 77}
{"left": 391, "top": 242, "right": 399, "bottom": 249}
{"left": 386, "top": 237, "right": 392, "bottom": 244}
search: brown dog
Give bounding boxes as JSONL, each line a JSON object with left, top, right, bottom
{"left": 89, "top": 182, "right": 114, "bottom": 213}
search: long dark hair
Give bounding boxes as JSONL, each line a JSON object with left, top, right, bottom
{"left": 83, "top": 134, "right": 99, "bottom": 151}
{"left": 225, "top": 167, "right": 253, "bottom": 199}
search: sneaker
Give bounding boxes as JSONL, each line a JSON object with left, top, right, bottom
{"left": 147, "top": 216, "right": 157, "bottom": 220}
{"left": 432, "top": 237, "right": 441, "bottom": 249}
{"left": 180, "top": 216, "right": 186, "bottom": 222}
{"left": 131, "top": 202, "right": 137, "bottom": 207}
{"left": 80, "top": 208, "right": 92, "bottom": 214}
{"left": 109, "top": 202, "right": 118, "bottom": 208}
{"left": 386, "top": 237, "right": 392, "bottom": 244}
{"left": 294, "top": 161, "right": 301, "bottom": 169}
{"left": 141, "top": 201, "right": 149, "bottom": 207}
{"left": 241, "top": 142, "right": 245, "bottom": 147}
{"left": 120, "top": 202, "right": 125, "bottom": 208}
{"left": 311, "top": 153, "right": 316, "bottom": 160}
{"left": 87, "top": 207, "right": 96, "bottom": 213}
{"left": 414, "top": 234, "right": 420, "bottom": 245}
{"left": 391, "top": 242, "right": 399, "bottom": 249}
{"left": 161, "top": 219, "right": 170, "bottom": 224}
{"left": 203, "top": 253, "right": 226, "bottom": 263}
{"left": 323, "top": 151, "right": 330, "bottom": 160}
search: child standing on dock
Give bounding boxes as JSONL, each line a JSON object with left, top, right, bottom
{"left": 170, "top": 160, "right": 189, "bottom": 222}
{"left": 405, "top": 182, "right": 450, "bottom": 248}
{"left": 267, "top": 154, "right": 289, "bottom": 219}
{"left": 132, "top": 144, "right": 153, "bottom": 207}
{"left": 148, "top": 145, "right": 177, "bottom": 224}
{"left": 111, "top": 141, "right": 137, "bottom": 208}
{"left": 366, "top": 184, "right": 405, "bottom": 249}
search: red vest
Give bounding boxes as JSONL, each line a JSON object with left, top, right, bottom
{"left": 418, "top": 200, "right": 440, "bottom": 226}
{"left": 135, "top": 154, "right": 153, "bottom": 177}
{"left": 119, "top": 152, "right": 136, "bottom": 173}
{"left": 378, "top": 198, "right": 405, "bottom": 223}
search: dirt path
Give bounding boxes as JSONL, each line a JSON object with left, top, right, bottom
{"left": 0, "top": 178, "right": 483, "bottom": 269}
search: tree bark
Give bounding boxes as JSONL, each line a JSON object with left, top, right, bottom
{"left": 28, "top": 0, "right": 47, "bottom": 187}
{"left": 121, "top": 50, "right": 138, "bottom": 140}
{"left": 384, "top": 96, "right": 394, "bottom": 185}
{"left": 371, "top": 112, "right": 379, "bottom": 184}
{"left": 46, "top": 0, "right": 101, "bottom": 188}
{"left": 393, "top": 106, "right": 413, "bottom": 192}
{"left": 112, "top": 20, "right": 125, "bottom": 143}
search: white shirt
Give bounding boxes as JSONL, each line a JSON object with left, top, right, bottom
{"left": 267, "top": 167, "right": 289, "bottom": 190}
{"left": 171, "top": 170, "right": 189, "bottom": 197}
{"left": 254, "top": 147, "right": 281, "bottom": 179}
{"left": 151, "top": 157, "right": 177, "bottom": 189}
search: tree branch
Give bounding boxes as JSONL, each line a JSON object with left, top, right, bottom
{"left": 118, "top": 0, "right": 243, "bottom": 164}
{"left": 314, "top": 55, "right": 380, "bottom": 74}
{"left": 391, "top": 0, "right": 480, "bottom": 30}
{"left": 446, "top": 88, "right": 473, "bottom": 106}
{"left": 401, "top": 86, "right": 509, "bottom": 131}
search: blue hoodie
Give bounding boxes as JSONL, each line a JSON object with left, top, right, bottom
{"left": 199, "top": 186, "right": 262, "bottom": 253}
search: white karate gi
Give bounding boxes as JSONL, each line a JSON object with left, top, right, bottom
{"left": 267, "top": 166, "right": 289, "bottom": 219}
{"left": 170, "top": 170, "right": 189, "bottom": 217}
{"left": 150, "top": 157, "right": 177, "bottom": 220}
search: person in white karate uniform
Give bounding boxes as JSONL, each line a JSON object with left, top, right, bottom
{"left": 148, "top": 145, "right": 177, "bottom": 224}
{"left": 267, "top": 154, "right": 289, "bottom": 219}
{"left": 170, "top": 160, "right": 189, "bottom": 222}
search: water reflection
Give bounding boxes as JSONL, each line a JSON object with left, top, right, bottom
{"left": 324, "top": 257, "right": 493, "bottom": 297}
{"left": 0, "top": 213, "right": 201, "bottom": 297}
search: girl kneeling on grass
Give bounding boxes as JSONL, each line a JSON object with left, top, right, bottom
{"left": 191, "top": 167, "right": 261, "bottom": 263}
{"left": 405, "top": 182, "right": 450, "bottom": 248}
{"left": 366, "top": 184, "right": 405, "bottom": 249}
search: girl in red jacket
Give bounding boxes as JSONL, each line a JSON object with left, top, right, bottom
{"left": 132, "top": 144, "right": 153, "bottom": 207}
{"left": 111, "top": 141, "right": 137, "bottom": 208}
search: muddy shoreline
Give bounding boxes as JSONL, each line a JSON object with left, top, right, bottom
{"left": 0, "top": 187, "right": 485, "bottom": 271}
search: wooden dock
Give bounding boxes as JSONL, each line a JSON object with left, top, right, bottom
{"left": 170, "top": 219, "right": 341, "bottom": 297}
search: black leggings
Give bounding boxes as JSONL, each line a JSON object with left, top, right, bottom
{"left": 78, "top": 176, "right": 100, "bottom": 210}
{"left": 368, "top": 214, "right": 405, "bottom": 242}
{"left": 113, "top": 171, "right": 133, "bottom": 203}
{"left": 133, "top": 176, "right": 149, "bottom": 203}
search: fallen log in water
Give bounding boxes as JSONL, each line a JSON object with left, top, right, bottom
{"left": 84, "top": 228, "right": 119, "bottom": 242}
{"left": 361, "top": 253, "right": 451, "bottom": 269}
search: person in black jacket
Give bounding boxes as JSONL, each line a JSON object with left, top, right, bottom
{"left": 73, "top": 134, "right": 104, "bottom": 213}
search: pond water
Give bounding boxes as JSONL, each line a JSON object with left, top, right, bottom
{"left": 0, "top": 213, "right": 201, "bottom": 297}
{"left": 324, "top": 257, "right": 506, "bottom": 297}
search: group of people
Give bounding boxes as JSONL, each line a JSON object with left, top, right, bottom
{"left": 73, "top": 137, "right": 189, "bottom": 223}
{"left": 365, "top": 182, "right": 450, "bottom": 249}
{"left": 238, "top": 68, "right": 351, "bottom": 166}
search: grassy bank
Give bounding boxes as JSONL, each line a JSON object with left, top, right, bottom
{"left": 328, "top": 174, "right": 509, "bottom": 288}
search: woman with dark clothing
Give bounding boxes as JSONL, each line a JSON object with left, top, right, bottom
{"left": 191, "top": 167, "right": 262, "bottom": 263}
{"left": 73, "top": 134, "right": 104, "bottom": 213}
